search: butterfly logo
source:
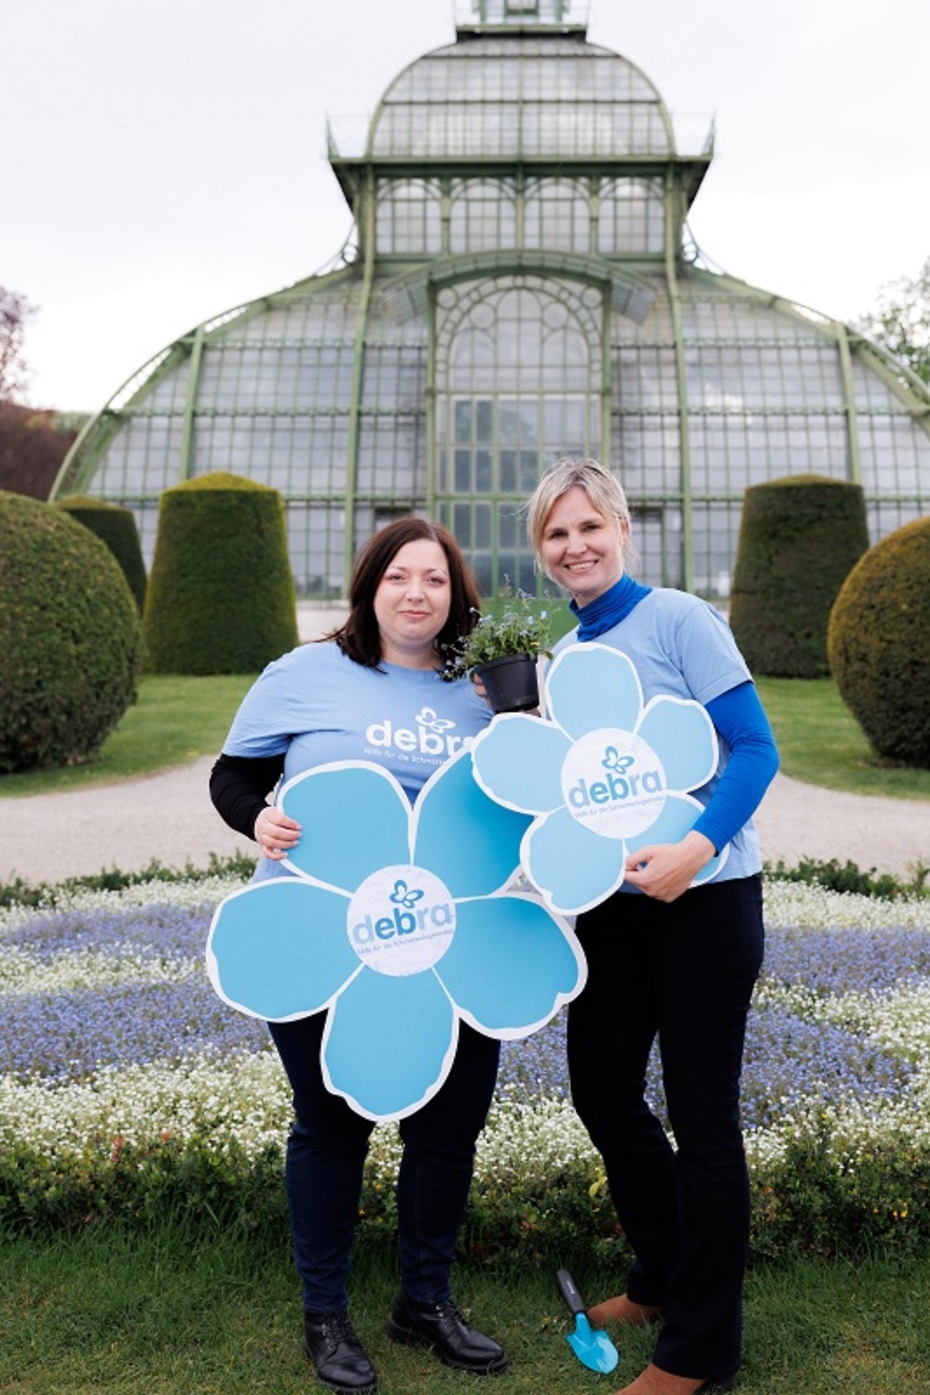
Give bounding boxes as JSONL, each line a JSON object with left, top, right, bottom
{"left": 416, "top": 707, "right": 456, "bottom": 735}
{"left": 602, "top": 745, "right": 635, "bottom": 775}
{"left": 389, "top": 879, "right": 425, "bottom": 909}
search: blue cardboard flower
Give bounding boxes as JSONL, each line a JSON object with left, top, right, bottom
{"left": 207, "top": 748, "right": 585, "bottom": 1121}
{"left": 471, "top": 643, "right": 728, "bottom": 915}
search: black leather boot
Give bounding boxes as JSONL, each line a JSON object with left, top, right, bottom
{"left": 303, "top": 1311, "right": 378, "bottom": 1393}
{"left": 386, "top": 1291, "right": 507, "bottom": 1373}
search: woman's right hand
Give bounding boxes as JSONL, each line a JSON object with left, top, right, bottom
{"left": 254, "top": 806, "right": 302, "bottom": 860}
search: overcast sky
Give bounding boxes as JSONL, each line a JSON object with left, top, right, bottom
{"left": 5, "top": 0, "right": 929, "bottom": 412}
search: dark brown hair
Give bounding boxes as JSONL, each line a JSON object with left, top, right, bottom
{"left": 326, "top": 516, "right": 482, "bottom": 668}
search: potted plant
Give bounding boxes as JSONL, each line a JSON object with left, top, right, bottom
{"left": 440, "top": 587, "right": 552, "bottom": 712}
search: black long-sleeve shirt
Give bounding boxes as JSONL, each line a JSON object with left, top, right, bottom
{"left": 209, "top": 752, "right": 285, "bottom": 840}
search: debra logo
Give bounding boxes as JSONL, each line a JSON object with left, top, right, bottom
{"left": 346, "top": 865, "right": 456, "bottom": 977}
{"left": 365, "top": 707, "right": 464, "bottom": 759}
{"left": 560, "top": 728, "right": 667, "bottom": 840}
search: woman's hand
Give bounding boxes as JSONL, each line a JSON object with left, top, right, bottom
{"left": 623, "top": 830, "right": 716, "bottom": 903}
{"left": 471, "top": 672, "right": 491, "bottom": 707}
{"left": 254, "top": 806, "right": 302, "bottom": 861}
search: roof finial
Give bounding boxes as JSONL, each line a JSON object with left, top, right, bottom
{"left": 456, "top": 1, "right": 586, "bottom": 31}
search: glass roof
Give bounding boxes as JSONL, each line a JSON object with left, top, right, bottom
{"left": 365, "top": 35, "right": 674, "bottom": 161}
{"left": 53, "top": 0, "right": 930, "bottom": 603}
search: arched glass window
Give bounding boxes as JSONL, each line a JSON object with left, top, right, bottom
{"left": 597, "top": 177, "right": 665, "bottom": 255}
{"left": 435, "top": 274, "right": 603, "bottom": 594}
{"left": 524, "top": 178, "right": 591, "bottom": 253}
{"left": 449, "top": 179, "right": 517, "bottom": 253}
{"left": 375, "top": 179, "right": 443, "bottom": 254}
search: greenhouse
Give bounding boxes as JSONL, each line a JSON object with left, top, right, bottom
{"left": 52, "top": 0, "right": 930, "bottom": 598}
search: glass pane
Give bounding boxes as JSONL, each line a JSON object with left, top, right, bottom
{"left": 453, "top": 503, "right": 472, "bottom": 546}
{"left": 498, "top": 504, "right": 519, "bottom": 547}
{"left": 475, "top": 502, "right": 492, "bottom": 549}
{"left": 520, "top": 449, "right": 538, "bottom": 491}
{"left": 454, "top": 400, "right": 472, "bottom": 440}
{"left": 454, "top": 449, "right": 471, "bottom": 491}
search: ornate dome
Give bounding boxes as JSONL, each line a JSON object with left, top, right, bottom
{"left": 368, "top": 32, "right": 673, "bottom": 161}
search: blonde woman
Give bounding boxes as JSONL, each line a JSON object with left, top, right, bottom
{"left": 527, "top": 460, "right": 779, "bottom": 1395}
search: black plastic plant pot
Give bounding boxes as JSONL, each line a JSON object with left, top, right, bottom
{"left": 476, "top": 653, "right": 539, "bottom": 713}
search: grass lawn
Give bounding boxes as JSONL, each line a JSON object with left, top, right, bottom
{"left": 0, "top": 675, "right": 254, "bottom": 797}
{"left": 3, "top": 667, "right": 928, "bottom": 803}
{"left": 2, "top": 1226, "right": 928, "bottom": 1394}
{"left": 755, "top": 678, "right": 930, "bottom": 802}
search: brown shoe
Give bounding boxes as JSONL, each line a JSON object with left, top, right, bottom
{"left": 587, "top": 1293, "right": 664, "bottom": 1328}
{"left": 613, "top": 1361, "right": 736, "bottom": 1394}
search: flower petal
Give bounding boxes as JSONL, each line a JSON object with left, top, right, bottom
{"left": 546, "top": 644, "right": 644, "bottom": 740}
{"left": 471, "top": 714, "right": 570, "bottom": 813}
{"left": 524, "top": 807, "right": 626, "bottom": 915}
{"left": 412, "top": 747, "right": 531, "bottom": 898}
{"left": 438, "top": 895, "right": 585, "bottom": 1034}
{"left": 280, "top": 763, "right": 411, "bottom": 889}
{"left": 637, "top": 696, "right": 719, "bottom": 793}
{"left": 207, "top": 880, "right": 357, "bottom": 1020}
{"left": 322, "top": 969, "right": 456, "bottom": 1121}
{"left": 624, "top": 791, "right": 729, "bottom": 883}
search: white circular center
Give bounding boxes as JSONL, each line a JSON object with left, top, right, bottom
{"left": 560, "top": 727, "right": 667, "bottom": 840}
{"left": 346, "top": 864, "right": 456, "bottom": 977}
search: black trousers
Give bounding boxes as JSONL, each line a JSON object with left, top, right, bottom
{"left": 268, "top": 1012, "right": 500, "bottom": 1313}
{"left": 567, "top": 875, "right": 764, "bottom": 1382}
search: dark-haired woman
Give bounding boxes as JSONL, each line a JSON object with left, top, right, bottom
{"left": 210, "top": 518, "right": 506, "bottom": 1394}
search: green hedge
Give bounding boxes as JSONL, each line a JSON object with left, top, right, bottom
{"left": 142, "top": 472, "right": 298, "bottom": 674}
{"left": 729, "top": 476, "right": 869, "bottom": 677}
{"left": 2, "top": 1129, "right": 927, "bottom": 1268}
{"left": 54, "top": 494, "right": 147, "bottom": 611}
{"left": 828, "top": 514, "right": 930, "bottom": 768}
{"left": 0, "top": 492, "right": 141, "bottom": 772}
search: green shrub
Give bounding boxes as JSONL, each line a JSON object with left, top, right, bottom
{"left": 0, "top": 492, "right": 141, "bottom": 773}
{"left": 54, "top": 493, "right": 147, "bottom": 611}
{"left": 827, "top": 515, "right": 930, "bottom": 767}
{"left": 142, "top": 472, "right": 298, "bottom": 674}
{"left": 729, "top": 475, "right": 869, "bottom": 677}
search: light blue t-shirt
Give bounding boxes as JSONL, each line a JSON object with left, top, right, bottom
{"left": 223, "top": 639, "right": 491, "bottom": 805}
{"left": 553, "top": 588, "right": 762, "bottom": 881}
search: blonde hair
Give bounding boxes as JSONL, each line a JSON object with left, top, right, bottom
{"left": 527, "top": 458, "right": 634, "bottom": 562}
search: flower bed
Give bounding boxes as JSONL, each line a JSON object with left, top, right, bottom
{"left": 1, "top": 876, "right": 928, "bottom": 1262}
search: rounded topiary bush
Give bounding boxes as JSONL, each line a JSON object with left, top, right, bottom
{"left": 729, "top": 475, "right": 869, "bottom": 677}
{"left": 827, "top": 515, "right": 930, "bottom": 768}
{"left": 54, "top": 494, "right": 147, "bottom": 611}
{"left": 143, "top": 472, "right": 298, "bottom": 674}
{"left": 0, "top": 491, "right": 142, "bottom": 773}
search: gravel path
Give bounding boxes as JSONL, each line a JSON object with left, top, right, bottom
{"left": 1, "top": 763, "right": 927, "bottom": 887}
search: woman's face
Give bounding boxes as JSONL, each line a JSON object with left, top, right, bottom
{"left": 374, "top": 538, "right": 452, "bottom": 667}
{"left": 539, "top": 486, "right": 627, "bottom": 607}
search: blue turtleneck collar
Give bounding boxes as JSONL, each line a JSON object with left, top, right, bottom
{"left": 570, "top": 573, "right": 652, "bottom": 641}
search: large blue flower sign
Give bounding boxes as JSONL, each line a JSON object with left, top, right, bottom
{"left": 206, "top": 748, "right": 585, "bottom": 1121}
{"left": 471, "top": 644, "right": 728, "bottom": 916}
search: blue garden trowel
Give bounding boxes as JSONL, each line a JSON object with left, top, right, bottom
{"left": 556, "top": 1268, "right": 619, "bottom": 1374}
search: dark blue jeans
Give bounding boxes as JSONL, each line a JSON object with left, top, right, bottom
{"left": 268, "top": 1012, "right": 500, "bottom": 1314}
{"left": 567, "top": 875, "right": 764, "bottom": 1384}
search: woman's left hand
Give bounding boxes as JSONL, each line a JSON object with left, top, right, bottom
{"left": 623, "top": 830, "right": 716, "bottom": 903}
{"left": 254, "top": 805, "right": 302, "bottom": 861}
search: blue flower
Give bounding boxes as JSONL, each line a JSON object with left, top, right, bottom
{"left": 471, "top": 643, "right": 727, "bottom": 914}
{"left": 206, "top": 750, "right": 585, "bottom": 1120}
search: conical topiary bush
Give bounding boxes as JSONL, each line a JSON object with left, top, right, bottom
{"left": 142, "top": 472, "right": 298, "bottom": 674}
{"left": 729, "top": 475, "right": 869, "bottom": 677}
{"left": 54, "top": 494, "right": 147, "bottom": 611}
